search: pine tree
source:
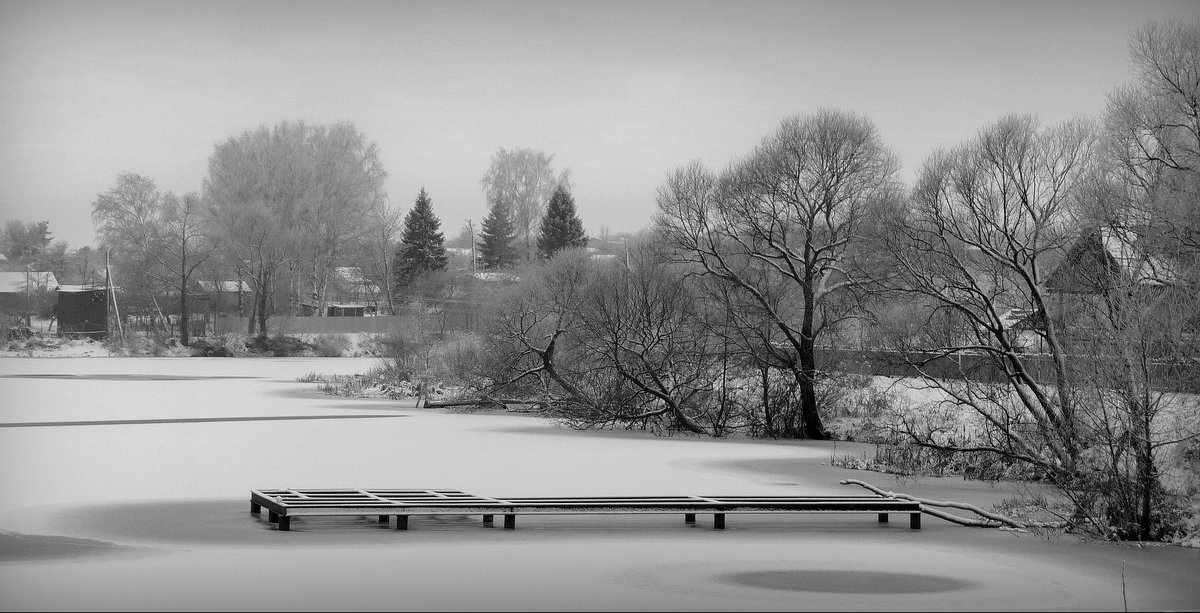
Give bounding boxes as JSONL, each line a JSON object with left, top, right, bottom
{"left": 477, "top": 197, "right": 519, "bottom": 270}
{"left": 393, "top": 188, "right": 448, "bottom": 288}
{"left": 536, "top": 185, "right": 588, "bottom": 259}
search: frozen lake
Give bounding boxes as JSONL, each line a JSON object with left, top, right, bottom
{"left": 1, "top": 357, "right": 1196, "bottom": 611}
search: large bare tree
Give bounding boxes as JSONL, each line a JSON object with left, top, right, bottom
{"left": 155, "top": 192, "right": 217, "bottom": 345}
{"left": 882, "top": 114, "right": 1096, "bottom": 481}
{"left": 91, "top": 173, "right": 162, "bottom": 313}
{"left": 656, "top": 110, "right": 899, "bottom": 439}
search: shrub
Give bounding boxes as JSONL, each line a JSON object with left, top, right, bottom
{"left": 246, "top": 334, "right": 317, "bottom": 357}
{"left": 312, "top": 334, "right": 350, "bottom": 357}
{"left": 190, "top": 338, "right": 234, "bottom": 357}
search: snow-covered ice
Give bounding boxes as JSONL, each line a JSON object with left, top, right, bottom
{"left": 0, "top": 357, "right": 1196, "bottom": 611}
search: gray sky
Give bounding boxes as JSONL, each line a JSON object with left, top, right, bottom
{"left": 1, "top": 0, "right": 1197, "bottom": 249}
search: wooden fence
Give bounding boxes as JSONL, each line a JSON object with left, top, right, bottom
{"left": 817, "top": 348, "right": 1200, "bottom": 393}
{"left": 209, "top": 315, "right": 408, "bottom": 336}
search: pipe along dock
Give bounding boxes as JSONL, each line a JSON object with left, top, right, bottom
{"left": 250, "top": 488, "right": 923, "bottom": 531}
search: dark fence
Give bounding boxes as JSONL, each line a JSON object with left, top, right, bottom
{"left": 209, "top": 315, "right": 406, "bottom": 336}
{"left": 817, "top": 348, "right": 1200, "bottom": 393}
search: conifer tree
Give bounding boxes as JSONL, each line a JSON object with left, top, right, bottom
{"left": 477, "top": 197, "right": 519, "bottom": 270}
{"left": 536, "top": 185, "right": 588, "bottom": 259}
{"left": 393, "top": 188, "right": 448, "bottom": 288}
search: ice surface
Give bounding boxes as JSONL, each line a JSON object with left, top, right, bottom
{"left": 0, "top": 357, "right": 1196, "bottom": 611}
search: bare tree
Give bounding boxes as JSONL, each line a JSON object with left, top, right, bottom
{"left": 480, "top": 147, "right": 570, "bottom": 263}
{"left": 155, "top": 192, "right": 217, "bottom": 345}
{"left": 1104, "top": 18, "right": 1200, "bottom": 257}
{"left": 478, "top": 250, "right": 595, "bottom": 412}
{"left": 1063, "top": 18, "right": 1200, "bottom": 538}
{"left": 656, "top": 110, "right": 899, "bottom": 439}
{"left": 355, "top": 198, "right": 403, "bottom": 315}
{"left": 574, "top": 246, "right": 718, "bottom": 434}
{"left": 474, "top": 247, "right": 720, "bottom": 435}
{"left": 92, "top": 173, "right": 163, "bottom": 311}
{"left": 882, "top": 114, "right": 1097, "bottom": 482}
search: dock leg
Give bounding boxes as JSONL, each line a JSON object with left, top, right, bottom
{"left": 713, "top": 514, "right": 726, "bottom": 530}
{"left": 504, "top": 514, "right": 516, "bottom": 530}
{"left": 378, "top": 515, "right": 389, "bottom": 524}
{"left": 251, "top": 501, "right": 261, "bottom": 515}
{"left": 268, "top": 510, "right": 279, "bottom": 523}
{"left": 482, "top": 514, "right": 494, "bottom": 525}
{"left": 395, "top": 515, "right": 408, "bottom": 530}
{"left": 684, "top": 513, "right": 696, "bottom": 524}
{"left": 277, "top": 516, "right": 291, "bottom": 531}
{"left": 910, "top": 513, "right": 921, "bottom": 529}
{"left": 878, "top": 513, "right": 889, "bottom": 523}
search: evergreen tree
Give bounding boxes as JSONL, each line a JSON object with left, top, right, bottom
{"left": 477, "top": 197, "right": 519, "bottom": 270}
{"left": 393, "top": 188, "right": 448, "bottom": 288}
{"left": 536, "top": 185, "right": 588, "bottom": 258}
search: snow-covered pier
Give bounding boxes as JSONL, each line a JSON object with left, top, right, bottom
{"left": 249, "top": 488, "right": 924, "bottom": 531}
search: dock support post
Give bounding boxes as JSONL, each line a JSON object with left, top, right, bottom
{"left": 504, "top": 514, "right": 516, "bottom": 530}
{"left": 713, "top": 513, "right": 726, "bottom": 530}
{"left": 277, "top": 516, "right": 291, "bottom": 531}
{"left": 251, "top": 501, "right": 261, "bottom": 515}
{"left": 395, "top": 515, "right": 408, "bottom": 530}
{"left": 684, "top": 513, "right": 696, "bottom": 524}
{"left": 878, "top": 513, "right": 888, "bottom": 523}
{"left": 378, "top": 515, "right": 389, "bottom": 524}
{"left": 482, "top": 514, "right": 494, "bottom": 525}
{"left": 268, "top": 510, "right": 279, "bottom": 523}
{"left": 910, "top": 513, "right": 921, "bottom": 529}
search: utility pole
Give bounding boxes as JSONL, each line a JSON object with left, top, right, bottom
{"left": 469, "top": 219, "right": 476, "bottom": 274}
{"left": 106, "top": 249, "right": 123, "bottom": 337}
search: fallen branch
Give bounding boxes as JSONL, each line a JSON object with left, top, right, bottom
{"left": 840, "top": 478, "right": 1067, "bottom": 530}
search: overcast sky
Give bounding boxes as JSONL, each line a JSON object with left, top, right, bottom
{"left": 1, "top": 0, "right": 1197, "bottom": 249}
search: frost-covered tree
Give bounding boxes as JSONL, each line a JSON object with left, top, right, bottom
{"left": 393, "top": 188, "right": 448, "bottom": 289}
{"left": 536, "top": 185, "right": 587, "bottom": 259}
{"left": 205, "top": 121, "right": 385, "bottom": 335}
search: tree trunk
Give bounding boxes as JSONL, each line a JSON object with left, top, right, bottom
{"left": 246, "top": 294, "right": 257, "bottom": 336}
{"left": 798, "top": 286, "right": 829, "bottom": 440}
{"left": 179, "top": 282, "right": 189, "bottom": 346}
{"left": 761, "top": 365, "right": 773, "bottom": 437}
{"left": 256, "top": 275, "right": 270, "bottom": 339}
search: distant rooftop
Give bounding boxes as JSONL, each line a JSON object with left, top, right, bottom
{"left": 0, "top": 271, "right": 59, "bottom": 293}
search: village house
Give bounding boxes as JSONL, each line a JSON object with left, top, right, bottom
{"left": 0, "top": 270, "right": 59, "bottom": 317}
{"left": 1045, "top": 225, "right": 1187, "bottom": 349}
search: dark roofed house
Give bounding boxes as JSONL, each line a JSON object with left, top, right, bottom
{"left": 1045, "top": 226, "right": 1186, "bottom": 346}
{"left": 195, "top": 279, "right": 251, "bottom": 315}
{"left": 326, "top": 267, "right": 381, "bottom": 315}
{"left": 1047, "top": 226, "right": 1178, "bottom": 294}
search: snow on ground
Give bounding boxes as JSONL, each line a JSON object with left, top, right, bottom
{"left": 0, "top": 357, "right": 1197, "bottom": 611}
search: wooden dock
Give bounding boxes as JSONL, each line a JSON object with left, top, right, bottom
{"left": 250, "top": 488, "right": 923, "bottom": 531}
